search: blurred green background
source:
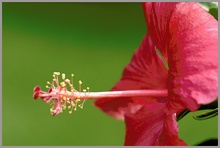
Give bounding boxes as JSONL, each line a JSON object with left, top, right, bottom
{"left": 2, "top": 2, "right": 217, "bottom": 146}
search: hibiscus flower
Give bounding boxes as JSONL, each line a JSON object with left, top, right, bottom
{"left": 94, "top": 2, "right": 218, "bottom": 146}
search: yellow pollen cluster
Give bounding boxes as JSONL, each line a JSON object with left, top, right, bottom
{"left": 46, "top": 72, "right": 90, "bottom": 115}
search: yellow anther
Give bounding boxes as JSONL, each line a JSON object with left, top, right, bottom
{"left": 62, "top": 73, "right": 65, "bottom": 80}
{"left": 54, "top": 72, "right": 60, "bottom": 75}
{"left": 87, "top": 87, "right": 90, "bottom": 97}
{"left": 45, "top": 72, "right": 91, "bottom": 115}
{"left": 79, "top": 99, "right": 86, "bottom": 109}
{"left": 78, "top": 104, "right": 83, "bottom": 109}
{"left": 60, "top": 82, "right": 66, "bottom": 87}
{"left": 71, "top": 74, "right": 74, "bottom": 84}
{"left": 78, "top": 80, "right": 82, "bottom": 92}
{"left": 65, "top": 79, "right": 70, "bottom": 83}
{"left": 71, "top": 101, "right": 75, "bottom": 106}
{"left": 62, "top": 105, "right": 66, "bottom": 110}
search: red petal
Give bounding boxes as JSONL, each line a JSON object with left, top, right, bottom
{"left": 143, "top": 2, "right": 180, "bottom": 60}
{"left": 167, "top": 3, "right": 218, "bottom": 112}
{"left": 143, "top": 2, "right": 218, "bottom": 112}
{"left": 124, "top": 103, "right": 187, "bottom": 146}
{"left": 95, "top": 34, "right": 168, "bottom": 120}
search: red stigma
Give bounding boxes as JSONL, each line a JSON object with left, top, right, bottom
{"left": 33, "top": 91, "right": 39, "bottom": 100}
{"left": 48, "top": 87, "right": 52, "bottom": 93}
{"left": 34, "top": 86, "right": 40, "bottom": 92}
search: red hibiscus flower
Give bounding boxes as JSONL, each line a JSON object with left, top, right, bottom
{"left": 95, "top": 2, "right": 218, "bottom": 146}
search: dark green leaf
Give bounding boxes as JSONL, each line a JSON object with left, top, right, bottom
{"left": 199, "top": 2, "right": 218, "bottom": 11}
{"left": 199, "top": 2, "right": 218, "bottom": 20}
{"left": 199, "top": 99, "right": 218, "bottom": 110}
{"left": 193, "top": 108, "right": 218, "bottom": 120}
{"left": 209, "top": 7, "right": 218, "bottom": 20}
{"left": 177, "top": 109, "right": 190, "bottom": 122}
{"left": 195, "top": 139, "right": 218, "bottom": 146}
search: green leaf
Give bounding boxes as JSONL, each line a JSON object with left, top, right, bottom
{"left": 193, "top": 108, "right": 218, "bottom": 120}
{"left": 195, "top": 139, "right": 218, "bottom": 146}
{"left": 199, "top": 2, "right": 218, "bottom": 11}
{"left": 177, "top": 100, "right": 218, "bottom": 122}
{"left": 199, "top": 99, "right": 218, "bottom": 110}
{"left": 209, "top": 7, "right": 218, "bottom": 20}
{"left": 199, "top": 2, "right": 218, "bottom": 20}
{"left": 177, "top": 109, "right": 190, "bottom": 121}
